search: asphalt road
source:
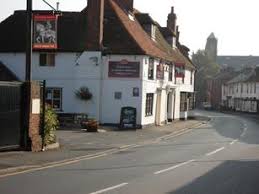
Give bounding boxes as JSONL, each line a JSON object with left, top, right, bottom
{"left": 0, "top": 110, "right": 259, "bottom": 194}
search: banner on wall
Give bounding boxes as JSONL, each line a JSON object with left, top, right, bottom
{"left": 175, "top": 63, "right": 185, "bottom": 78}
{"left": 33, "top": 15, "right": 58, "bottom": 49}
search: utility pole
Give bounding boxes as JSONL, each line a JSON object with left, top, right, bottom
{"left": 26, "top": 0, "right": 32, "bottom": 81}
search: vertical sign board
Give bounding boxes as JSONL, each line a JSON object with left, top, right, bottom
{"left": 175, "top": 63, "right": 185, "bottom": 77}
{"left": 108, "top": 60, "right": 140, "bottom": 78}
{"left": 33, "top": 15, "right": 58, "bottom": 49}
{"left": 120, "top": 107, "right": 137, "bottom": 129}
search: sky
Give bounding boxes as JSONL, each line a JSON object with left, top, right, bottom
{"left": 1, "top": 0, "right": 259, "bottom": 56}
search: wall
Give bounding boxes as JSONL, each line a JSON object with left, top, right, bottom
{"left": 0, "top": 52, "right": 102, "bottom": 119}
{"left": 101, "top": 55, "right": 144, "bottom": 125}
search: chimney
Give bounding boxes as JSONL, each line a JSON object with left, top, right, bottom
{"left": 167, "top": 7, "right": 177, "bottom": 33}
{"left": 86, "top": 0, "right": 104, "bottom": 50}
{"left": 176, "top": 26, "right": 180, "bottom": 47}
{"left": 115, "top": 0, "right": 134, "bottom": 13}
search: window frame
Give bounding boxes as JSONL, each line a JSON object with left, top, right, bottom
{"left": 39, "top": 53, "right": 55, "bottom": 66}
{"left": 46, "top": 87, "right": 62, "bottom": 111}
{"left": 145, "top": 93, "right": 154, "bottom": 116}
{"left": 148, "top": 58, "right": 154, "bottom": 80}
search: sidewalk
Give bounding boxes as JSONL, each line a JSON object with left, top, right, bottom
{"left": 0, "top": 117, "right": 207, "bottom": 176}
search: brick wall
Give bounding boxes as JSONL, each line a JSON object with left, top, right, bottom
{"left": 24, "top": 81, "right": 42, "bottom": 152}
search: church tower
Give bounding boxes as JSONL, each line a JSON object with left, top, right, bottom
{"left": 205, "top": 33, "right": 218, "bottom": 62}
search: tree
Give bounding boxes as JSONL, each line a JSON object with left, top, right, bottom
{"left": 192, "top": 50, "right": 220, "bottom": 107}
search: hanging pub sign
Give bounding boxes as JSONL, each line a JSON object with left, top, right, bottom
{"left": 175, "top": 63, "right": 185, "bottom": 78}
{"left": 108, "top": 60, "right": 140, "bottom": 78}
{"left": 33, "top": 15, "right": 58, "bottom": 49}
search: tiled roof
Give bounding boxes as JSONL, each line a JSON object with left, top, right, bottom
{"left": 227, "top": 68, "right": 255, "bottom": 84}
{"left": 0, "top": 0, "right": 195, "bottom": 69}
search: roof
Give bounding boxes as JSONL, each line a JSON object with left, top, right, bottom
{"left": 0, "top": 61, "right": 19, "bottom": 81}
{"left": 208, "top": 33, "right": 216, "bottom": 39}
{"left": 0, "top": 0, "right": 195, "bottom": 69}
{"left": 227, "top": 68, "right": 255, "bottom": 84}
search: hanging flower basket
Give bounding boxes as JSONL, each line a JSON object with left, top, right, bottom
{"left": 75, "top": 87, "right": 92, "bottom": 101}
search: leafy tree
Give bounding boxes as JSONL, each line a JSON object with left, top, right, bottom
{"left": 192, "top": 50, "right": 220, "bottom": 106}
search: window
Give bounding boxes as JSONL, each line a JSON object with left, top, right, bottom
{"left": 247, "top": 83, "right": 249, "bottom": 93}
{"left": 145, "top": 93, "right": 154, "bottom": 116}
{"left": 40, "top": 53, "right": 55, "bottom": 66}
{"left": 236, "top": 84, "right": 238, "bottom": 93}
{"left": 148, "top": 58, "right": 154, "bottom": 80}
{"left": 255, "top": 83, "right": 257, "bottom": 93}
{"left": 180, "top": 92, "right": 188, "bottom": 112}
{"left": 169, "top": 64, "right": 173, "bottom": 81}
{"left": 151, "top": 25, "right": 156, "bottom": 41}
{"left": 46, "top": 88, "right": 62, "bottom": 111}
{"left": 156, "top": 63, "right": 164, "bottom": 80}
{"left": 250, "top": 83, "right": 253, "bottom": 94}
{"left": 241, "top": 83, "right": 243, "bottom": 93}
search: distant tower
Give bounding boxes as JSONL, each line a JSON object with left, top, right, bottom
{"left": 205, "top": 33, "right": 218, "bottom": 62}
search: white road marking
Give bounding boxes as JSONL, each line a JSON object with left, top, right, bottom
{"left": 154, "top": 159, "right": 195, "bottom": 175}
{"left": 89, "top": 183, "right": 128, "bottom": 194}
{"left": 206, "top": 147, "right": 225, "bottom": 156}
{"left": 230, "top": 139, "right": 238, "bottom": 145}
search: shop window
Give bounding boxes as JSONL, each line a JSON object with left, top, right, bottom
{"left": 40, "top": 53, "right": 55, "bottom": 66}
{"left": 145, "top": 93, "right": 154, "bottom": 116}
{"left": 46, "top": 88, "right": 62, "bottom": 111}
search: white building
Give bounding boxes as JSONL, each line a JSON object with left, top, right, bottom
{"left": 0, "top": 0, "right": 195, "bottom": 128}
{"left": 222, "top": 67, "right": 259, "bottom": 113}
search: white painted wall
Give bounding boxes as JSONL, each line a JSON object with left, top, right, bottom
{"left": 0, "top": 51, "right": 102, "bottom": 119}
{"left": 101, "top": 55, "right": 144, "bottom": 125}
{"left": 0, "top": 52, "right": 196, "bottom": 126}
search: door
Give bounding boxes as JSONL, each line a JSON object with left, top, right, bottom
{"left": 0, "top": 82, "right": 23, "bottom": 150}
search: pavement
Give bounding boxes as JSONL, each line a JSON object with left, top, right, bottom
{"left": 0, "top": 116, "right": 206, "bottom": 176}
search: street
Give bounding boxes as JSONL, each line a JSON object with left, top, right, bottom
{"left": 0, "top": 110, "right": 259, "bottom": 194}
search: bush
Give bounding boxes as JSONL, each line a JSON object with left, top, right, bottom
{"left": 44, "top": 105, "right": 59, "bottom": 145}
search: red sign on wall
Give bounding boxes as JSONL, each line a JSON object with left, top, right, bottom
{"left": 33, "top": 15, "right": 58, "bottom": 49}
{"left": 108, "top": 61, "right": 140, "bottom": 78}
{"left": 175, "top": 63, "right": 185, "bottom": 78}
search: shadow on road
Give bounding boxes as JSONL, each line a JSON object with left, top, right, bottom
{"left": 169, "top": 160, "right": 259, "bottom": 194}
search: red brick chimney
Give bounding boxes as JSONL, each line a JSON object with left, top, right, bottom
{"left": 115, "top": 0, "right": 134, "bottom": 12}
{"left": 167, "top": 7, "right": 177, "bottom": 33}
{"left": 86, "top": 0, "right": 104, "bottom": 50}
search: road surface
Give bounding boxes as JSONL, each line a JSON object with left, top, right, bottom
{"left": 0, "top": 110, "right": 259, "bottom": 194}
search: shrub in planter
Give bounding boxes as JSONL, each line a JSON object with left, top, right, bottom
{"left": 81, "top": 118, "right": 98, "bottom": 132}
{"left": 44, "top": 105, "right": 59, "bottom": 146}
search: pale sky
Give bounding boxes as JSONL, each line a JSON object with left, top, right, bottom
{"left": 1, "top": 0, "right": 259, "bottom": 56}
